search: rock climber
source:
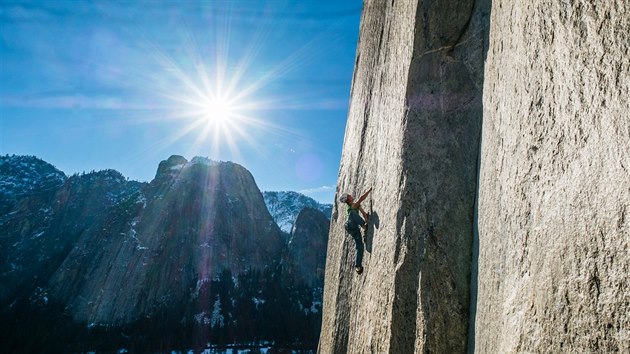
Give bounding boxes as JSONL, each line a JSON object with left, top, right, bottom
{"left": 339, "top": 187, "right": 372, "bottom": 275}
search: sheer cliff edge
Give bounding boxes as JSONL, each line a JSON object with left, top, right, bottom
{"left": 319, "top": 0, "right": 628, "bottom": 353}
{"left": 319, "top": 0, "right": 489, "bottom": 353}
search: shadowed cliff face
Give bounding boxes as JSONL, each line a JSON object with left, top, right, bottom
{"left": 287, "top": 207, "right": 330, "bottom": 287}
{"left": 1, "top": 155, "right": 325, "bottom": 351}
{"left": 0, "top": 160, "right": 143, "bottom": 308}
{"left": 476, "top": 1, "right": 630, "bottom": 352}
{"left": 319, "top": 0, "right": 490, "bottom": 353}
{"left": 46, "top": 156, "right": 284, "bottom": 324}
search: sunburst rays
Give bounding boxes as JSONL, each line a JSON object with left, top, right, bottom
{"left": 84, "top": 2, "right": 351, "bottom": 174}
{"left": 122, "top": 2, "right": 348, "bottom": 163}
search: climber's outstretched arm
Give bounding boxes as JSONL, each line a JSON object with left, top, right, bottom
{"left": 355, "top": 187, "right": 372, "bottom": 205}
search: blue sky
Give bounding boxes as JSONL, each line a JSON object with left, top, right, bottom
{"left": 0, "top": 0, "right": 362, "bottom": 203}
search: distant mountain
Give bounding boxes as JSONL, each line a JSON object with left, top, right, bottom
{"left": 0, "top": 155, "right": 326, "bottom": 352}
{"left": 0, "top": 165, "right": 144, "bottom": 310}
{"left": 286, "top": 207, "right": 330, "bottom": 288}
{"left": 263, "top": 191, "right": 332, "bottom": 233}
{"left": 0, "top": 155, "right": 66, "bottom": 212}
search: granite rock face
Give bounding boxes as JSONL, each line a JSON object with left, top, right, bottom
{"left": 48, "top": 157, "right": 284, "bottom": 325}
{"left": 0, "top": 163, "right": 142, "bottom": 307}
{"left": 2, "top": 155, "right": 327, "bottom": 351}
{"left": 475, "top": 1, "right": 630, "bottom": 352}
{"left": 287, "top": 207, "right": 330, "bottom": 287}
{"left": 318, "top": 0, "right": 489, "bottom": 353}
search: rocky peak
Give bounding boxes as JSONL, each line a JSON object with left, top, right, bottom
{"left": 1, "top": 154, "right": 332, "bottom": 351}
{"left": 44, "top": 155, "right": 284, "bottom": 325}
{"left": 0, "top": 155, "right": 66, "bottom": 201}
{"left": 190, "top": 156, "right": 221, "bottom": 166}
{"left": 263, "top": 191, "right": 332, "bottom": 233}
{"left": 63, "top": 169, "right": 143, "bottom": 209}
{"left": 81, "top": 168, "right": 126, "bottom": 182}
{"left": 287, "top": 207, "right": 330, "bottom": 287}
{"left": 154, "top": 154, "right": 188, "bottom": 180}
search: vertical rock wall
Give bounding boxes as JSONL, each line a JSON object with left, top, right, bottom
{"left": 476, "top": 1, "right": 630, "bottom": 352}
{"left": 319, "top": 0, "right": 489, "bottom": 352}
{"left": 48, "top": 159, "right": 284, "bottom": 324}
{"left": 288, "top": 207, "right": 330, "bottom": 287}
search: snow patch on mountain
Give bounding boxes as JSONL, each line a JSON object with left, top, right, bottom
{"left": 0, "top": 155, "right": 66, "bottom": 199}
{"left": 160, "top": 156, "right": 223, "bottom": 176}
{"left": 190, "top": 156, "right": 221, "bottom": 167}
{"left": 263, "top": 191, "right": 332, "bottom": 233}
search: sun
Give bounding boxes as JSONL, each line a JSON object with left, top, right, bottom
{"left": 143, "top": 16, "right": 310, "bottom": 161}
{"left": 202, "top": 97, "right": 234, "bottom": 124}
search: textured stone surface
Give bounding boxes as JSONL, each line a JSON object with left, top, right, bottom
{"left": 287, "top": 207, "right": 330, "bottom": 287}
{"left": 319, "top": 0, "right": 489, "bottom": 353}
{"left": 0, "top": 167, "right": 142, "bottom": 307}
{"left": 475, "top": 1, "right": 630, "bottom": 352}
{"left": 48, "top": 157, "right": 284, "bottom": 324}
{"left": 2, "top": 155, "right": 327, "bottom": 350}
